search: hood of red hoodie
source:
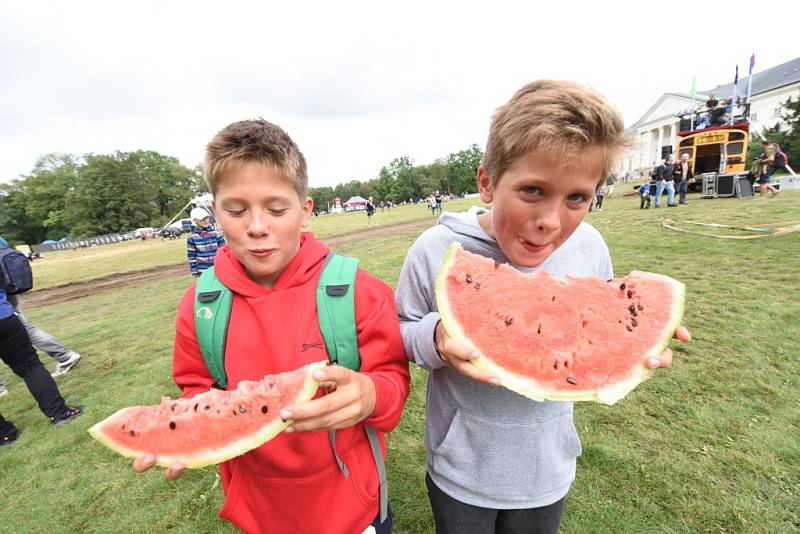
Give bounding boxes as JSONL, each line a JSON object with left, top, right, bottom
{"left": 212, "top": 232, "right": 330, "bottom": 298}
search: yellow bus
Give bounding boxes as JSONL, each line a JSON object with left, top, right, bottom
{"left": 675, "top": 122, "right": 749, "bottom": 176}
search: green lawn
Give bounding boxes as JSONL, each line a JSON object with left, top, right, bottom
{"left": 1, "top": 190, "right": 798, "bottom": 533}
{"left": 29, "top": 198, "right": 478, "bottom": 290}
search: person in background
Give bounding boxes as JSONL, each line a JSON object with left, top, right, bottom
{"left": 366, "top": 196, "right": 377, "bottom": 228}
{"left": 187, "top": 207, "right": 226, "bottom": 277}
{"left": 757, "top": 140, "right": 782, "bottom": 199}
{"left": 654, "top": 154, "right": 677, "bottom": 208}
{"left": 640, "top": 177, "right": 653, "bottom": 209}
{"left": 0, "top": 237, "right": 81, "bottom": 397}
{"left": 673, "top": 153, "right": 693, "bottom": 205}
{"left": 0, "top": 285, "right": 84, "bottom": 447}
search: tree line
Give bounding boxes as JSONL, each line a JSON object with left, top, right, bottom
{"left": 0, "top": 144, "right": 483, "bottom": 245}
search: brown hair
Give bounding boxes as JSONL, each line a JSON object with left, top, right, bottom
{"left": 204, "top": 118, "right": 308, "bottom": 200}
{"left": 483, "top": 80, "right": 627, "bottom": 186}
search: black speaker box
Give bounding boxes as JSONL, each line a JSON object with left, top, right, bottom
{"left": 737, "top": 176, "right": 753, "bottom": 197}
{"left": 661, "top": 145, "right": 673, "bottom": 158}
{"left": 717, "top": 175, "right": 735, "bottom": 197}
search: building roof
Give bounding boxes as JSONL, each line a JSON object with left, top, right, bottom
{"left": 700, "top": 56, "right": 800, "bottom": 99}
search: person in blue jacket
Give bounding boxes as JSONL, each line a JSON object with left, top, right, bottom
{"left": 186, "top": 207, "right": 226, "bottom": 277}
{"left": 0, "top": 286, "right": 83, "bottom": 447}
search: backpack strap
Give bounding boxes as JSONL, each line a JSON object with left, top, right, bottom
{"left": 317, "top": 253, "right": 360, "bottom": 370}
{"left": 318, "top": 253, "right": 389, "bottom": 522}
{"left": 194, "top": 267, "right": 232, "bottom": 389}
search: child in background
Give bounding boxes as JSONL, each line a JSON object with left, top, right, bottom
{"left": 186, "top": 207, "right": 226, "bottom": 277}
{"left": 136, "top": 119, "right": 410, "bottom": 534}
{"left": 396, "top": 80, "right": 690, "bottom": 534}
{"left": 640, "top": 179, "right": 652, "bottom": 209}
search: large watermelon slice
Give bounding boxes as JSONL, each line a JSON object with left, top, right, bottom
{"left": 436, "top": 243, "right": 685, "bottom": 405}
{"left": 89, "top": 361, "right": 325, "bottom": 468}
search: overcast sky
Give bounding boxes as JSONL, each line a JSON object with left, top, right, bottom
{"left": 2, "top": 0, "right": 798, "bottom": 188}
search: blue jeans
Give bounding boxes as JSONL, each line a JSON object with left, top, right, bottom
{"left": 655, "top": 180, "right": 675, "bottom": 207}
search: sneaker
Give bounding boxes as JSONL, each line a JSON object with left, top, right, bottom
{"left": 0, "top": 428, "right": 20, "bottom": 447}
{"left": 51, "top": 405, "right": 85, "bottom": 427}
{"left": 52, "top": 352, "right": 81, "bottom": 377}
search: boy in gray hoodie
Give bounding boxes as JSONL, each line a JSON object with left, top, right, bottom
{"left": 396, "top": 80, "right": 690, "bottom": 533}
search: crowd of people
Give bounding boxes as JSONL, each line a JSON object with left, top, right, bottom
{"left": 4, "top": 81, "right": 693, "bottom": 534}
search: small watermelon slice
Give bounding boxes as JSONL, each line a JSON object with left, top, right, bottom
{"left": 89, "top": 361, "right": 325, "bottom": 468}
{"left": 436, "top": 243, "right": 685, "bottom": 405}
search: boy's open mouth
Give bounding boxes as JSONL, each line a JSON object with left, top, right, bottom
{"left": 518, "top": 237, "right": 549, "bottom": 253}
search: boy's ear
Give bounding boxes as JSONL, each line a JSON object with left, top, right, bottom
{"left": 477, "top": 166, "right": 494, "bottom": 204}
{"left": 300, "top": 197, "right": 314, "bottom": 228}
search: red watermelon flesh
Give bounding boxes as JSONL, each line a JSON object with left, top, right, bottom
{"left": 88, "top": 361, "right": 325, "bottom": 468}
{"left": 436, "top": 243, "right": 684, "bottom": 405}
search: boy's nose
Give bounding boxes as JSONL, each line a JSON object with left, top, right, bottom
{"left": 534, "top": 205, "right": 560, "bottom": 234}
{"left": 247, "top": 212, "right": 269, "bottom": 237}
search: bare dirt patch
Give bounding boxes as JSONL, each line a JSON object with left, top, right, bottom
{"left": 21, "top": 219, "right": 435, "bottom": 309}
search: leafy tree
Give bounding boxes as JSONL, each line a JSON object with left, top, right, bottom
{"left": 749, "top": 97, "right": 799, "bottom": 169}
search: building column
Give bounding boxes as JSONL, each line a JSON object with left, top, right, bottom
{"left": 657, "top": 127, "right": 664, "bottom": 162}
{"left": 668, "top": 123, "right": 675, "bottom": 156}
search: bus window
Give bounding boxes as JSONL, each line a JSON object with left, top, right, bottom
{"left": 727, "top": 142, "right": 744, "bottom": 155}
{"left": 679, "top": 137, "right": 694, "bottom": 147}
{"left": 728, "top": 131, "right": 745, "bottom": 141}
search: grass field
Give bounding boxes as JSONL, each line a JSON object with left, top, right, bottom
{"left": 29, "top": 198, "right": 478, "bottom": 290}
{"left": 1, "top": 189, "right": 799, "bottom": 533}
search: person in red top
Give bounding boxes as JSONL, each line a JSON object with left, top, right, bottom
{"left": 133, "top": 118, "right": 410, "bottom": 534}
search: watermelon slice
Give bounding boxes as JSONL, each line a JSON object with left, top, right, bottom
{"left": 89, "top": 361, "right": 325, "bottom": 468}
{"left": 436, "top": 243, "right": 684, "bottom": 405}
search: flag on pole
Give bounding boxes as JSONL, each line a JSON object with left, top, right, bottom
{"left": 689, "top": 76, "right": 696, "bottom": 98}
{"left": 749, "top": 53, "right": 755, "bottom": 74}
{"left": 730, "top": 65, "right": 738, "bottom": 124}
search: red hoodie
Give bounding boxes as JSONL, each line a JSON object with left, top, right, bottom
{"left": 172, "top": 233, "right": 410, "bottom": 534}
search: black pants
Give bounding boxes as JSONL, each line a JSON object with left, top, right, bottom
{"left": 640, "top": 195, "right": 650, "bottom": 208}
{"left": 0, "top": 314, "right": 69, "bottom": 436}
{"left": 426, "top": 473, "right": 565, "bottom": 534}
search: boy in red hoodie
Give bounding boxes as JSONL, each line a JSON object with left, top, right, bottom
{"left": 134, "top": 119, "right": 410, "bottom": 534}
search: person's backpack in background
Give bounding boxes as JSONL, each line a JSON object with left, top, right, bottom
{"left": 0, "top": 248, "right": 33, "bottom": 294}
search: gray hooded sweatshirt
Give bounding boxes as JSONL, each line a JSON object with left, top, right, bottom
{"left": 396, "top": 209, "right": 613, "bottom": 509}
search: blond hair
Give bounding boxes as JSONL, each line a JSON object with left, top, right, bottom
{"left": 483, "top": 80, "right": 627, "bottom": 186}
{"left": 204, "top": 118, "right": 308, "bottom": 200}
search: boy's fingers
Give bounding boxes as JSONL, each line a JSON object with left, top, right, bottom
{"left": 133, "top": 455, "right": 156, "bottom": 472}
{"left": 164, "top": 463, "right": 185, "bottom": 480}
{"left": 446, "top": 356, "right": 500, "bottom": 386}
{"left": 312, "top": 365, "right": 351, "bottom": 385}
{"left": 283, "top": 387, "right": 352, "bottom": 423}
{"left": 674, "top": 326, "right": 691, "bottom": 343}
{"left": 646, "top": 348, "right": 673, "bottom": 369}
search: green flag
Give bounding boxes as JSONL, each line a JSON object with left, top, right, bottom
{"left": 690, "top": 76, "right": 696, "bottom": 98}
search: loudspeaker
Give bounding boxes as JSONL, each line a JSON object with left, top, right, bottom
{"left": 717, "top": 174, "right": 735, "bottom": 197}
{"left": 679, "top": 118, "right": 691, "bottom": 132}
{"left": 661, "top": 145, "right": 673, "bottom": 158}
{"left": 736, "top": 176, "right": 753, "bottom": 197}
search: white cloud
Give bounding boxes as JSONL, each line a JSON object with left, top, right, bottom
{"left": 1, "top": 0, "right": 798, "bottom": 186}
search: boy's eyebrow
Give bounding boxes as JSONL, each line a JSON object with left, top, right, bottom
{"left": 219, "top": 195, "right": 292, "bottom": 204}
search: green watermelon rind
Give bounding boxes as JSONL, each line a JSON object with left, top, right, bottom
{"left": 88, "top": 360, "right": 326, "bottom": 469}
{"left": 436, "top": 242, "right": 685, "bottom": 406}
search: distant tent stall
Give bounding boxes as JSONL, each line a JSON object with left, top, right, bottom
{"left": 343, "top": 196, "right": 368, "bottom": 212}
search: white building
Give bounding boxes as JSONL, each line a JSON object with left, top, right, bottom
{"left": 622, "top": 57, "right": 800, "bottom": 173}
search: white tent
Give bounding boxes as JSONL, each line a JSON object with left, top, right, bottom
{"left": 343, "top": 196, "right": 368, "bottom": 211}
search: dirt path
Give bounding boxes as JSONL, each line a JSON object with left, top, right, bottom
{"left": 20, "top": 219, "right": 435, "bottom": 309}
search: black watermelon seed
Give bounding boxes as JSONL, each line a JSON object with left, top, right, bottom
{"left": 204, "top": 405, "right": 210, "bottom": 410}
{"left": 537, "top": 324, "right": 542, "bottom": 334}
{"left": 169, "top": 421, "right": 176, "bottom": 430}
{"left": 552, "top": 296, "right": 556, "bottom": 302}
{"left": 239, "top": 405, "right": 247, "bottom": 414}
{"left": 632, "top": 309, "right": 637, "bottom": 317}
{"left": 466, "top": 274, "right": 473, "bottom": 283}
{"left": 261, "top": 405, "right": 268, "bottom": 414}
{"left": 606, "top": 279, "right": 613, "bottom": 282}
{"left": 629, "top": 305, "right": 636, "bottom": 313}
{"left": 626, "top": 325, "right": 633, "bottom": 332}
{"left": 627, "top": 289, "right": 633, "bottom": 298}
{"left": 620, "top": 283, "right": 626, "bottom": 290}
{"left": 567, "top": 376, "right": 577, "bottom": 385}
{"left": 504, "top": 317, "right": 513, "bottom": 326}
{"left": 269, "top": 382, "right": 274, "bottom": 388}
{"left": 130, "top": 430, "right": 135, "bottom": 437}
{"left": 631, "top": 318, "right": 638, "bottom": 327}
{"left": 170, "top": 404, "right": 176, "bottom": 412}
{"left": 233, "top": 410, "right": 238, "bottom": 416}
{"left": 637, "top": 304, "right": 644, "bottom": 311}
{"left": 474, "top": 283, "right": 481, "bottom": 289}
{"left": 121, "top": 424, "right": 126, "bottom": 430}
{"left": 194, "top": 403, "right": 199, "bottom": 411}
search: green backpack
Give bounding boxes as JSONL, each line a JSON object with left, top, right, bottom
{"left": 193, "top": 252, "right": 387, "bottom": 522}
